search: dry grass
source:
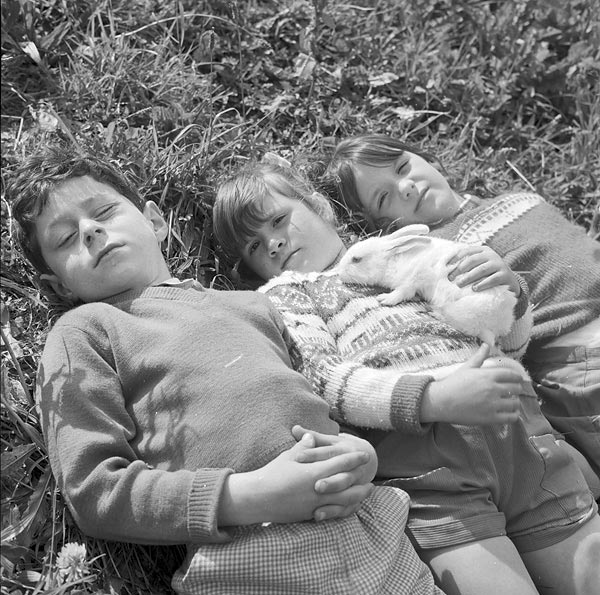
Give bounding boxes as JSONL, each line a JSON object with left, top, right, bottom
{"left": 1, "top": 0, "right": 598, "bottom": 592}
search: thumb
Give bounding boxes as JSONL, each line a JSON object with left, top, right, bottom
{"left": 462, "top": 343, "right": 490, "bottom": 369}
{"left": 291, "top": 429, "right": 316, "bottom": 449}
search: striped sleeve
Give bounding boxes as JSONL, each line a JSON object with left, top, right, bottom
{"left": 264, "top": 280, "right": 432, "bottom": 434}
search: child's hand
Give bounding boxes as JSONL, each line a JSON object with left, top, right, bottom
{"left": 421, "top": 344, "right": 527, "bottom": 425}
{"left": 447, "top": 245, "right": 521, "bottom": 296}
{"left": 219, "top": 433, "right": 375, "bottom": 526}
{"left": 291, "top": 425, "right": 378, "bottom": 491}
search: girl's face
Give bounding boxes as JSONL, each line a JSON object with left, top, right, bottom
{"left": 241, "top": 192, "right": 345, "bottom": 280}
{"left": 351, "top": 152, "right": 462, "bottom": 229}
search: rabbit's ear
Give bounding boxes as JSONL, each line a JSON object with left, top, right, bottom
{"left": 386, "top": 235, "right": 432, "bottom": 254}
{"left": 388, "top": 224, "right": 430, "bottom": 239}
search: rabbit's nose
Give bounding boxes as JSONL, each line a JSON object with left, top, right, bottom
{"left": 397, "top": 179, "right": 418, "bottom": 201}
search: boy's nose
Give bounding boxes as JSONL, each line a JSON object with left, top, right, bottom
{"left": 397, "top": 178, "right": 418, "bottom": 201}
{"left": 268, "top": 236, "right": 286, "bottom": 257}
{"left": 81, "top": 220, "right": 107, "bottom": 246}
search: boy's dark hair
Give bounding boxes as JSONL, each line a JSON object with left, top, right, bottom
{"left": 7, "top": 144, "right": 145, "bottom": 274}
{"left": 323, "top": 134, "right": 438, "bottom": 218}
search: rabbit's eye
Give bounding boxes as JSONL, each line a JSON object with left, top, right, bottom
{"left": 351, "top": 256, "right": 362, "bottom": 264}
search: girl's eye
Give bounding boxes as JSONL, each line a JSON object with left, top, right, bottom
{"left": 248, "top": 240, "right": 260, "bottom": 255}
{"left": 377, "top": 192, "right": 388, "bottom": 211}
{"left": 396, "top": 161, "right": 408, "bottom": 174}
{"left": 273, "top": 214, "right": 286, "bottom": 226}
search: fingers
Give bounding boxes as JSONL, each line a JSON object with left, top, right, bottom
{"left": 446, "top": 245, "right": 481, "bottom": 267}
{"left": 306, "top": 450, "right": 370, "bottom": 476}
{"left": 494, "top": 395, "right": 521, "bottom": 423}
{"left": 315, "top": 470, "right": 357, "bottom": 493}
{"left": 292, "top": 425, "right": 340, "bottom": 447}
{"left": 456, "top": 265, "right": 505, "bottom": 289}
{"left": 462, "top": 343, "right": 490, "bottom": 369}
{"left": 296, "top": 444, "right": 358, "bottom": 463}
{"left": 313, "top": 483, "right": 374, "bottom": 521}
{"left": 290, "top": 432, "right": 315, "bottom": 452}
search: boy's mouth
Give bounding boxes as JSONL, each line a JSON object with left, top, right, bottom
{"left": 95, "top": 244, "right": 122, "bottom": 267}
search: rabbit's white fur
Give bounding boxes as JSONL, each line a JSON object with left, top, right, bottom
{"left": 334, "top": 224, "right": 518, "bottom": 349}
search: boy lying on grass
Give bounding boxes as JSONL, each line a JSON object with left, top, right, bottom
{"left": 7, "top": 145, "right": 443, "bottom": 595}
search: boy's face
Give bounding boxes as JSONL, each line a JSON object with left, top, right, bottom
{"left": 352, "top": 152, "right": 462, "bottom": 230}
{"left": 35, "top": 175, "right": 171, "bottom": 302}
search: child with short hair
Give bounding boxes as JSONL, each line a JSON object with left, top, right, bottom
{"left": 8, "top": 145, "right": 443, "bottom": 595}
{"left": 325, "top": 133, "right": 600, "bottom": 483}
{"left": 213, "top": 160, "right": 600, "bottom": 595}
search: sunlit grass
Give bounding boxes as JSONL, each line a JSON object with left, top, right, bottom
{"left": 1, "top": 0, "right": 598, "bottom": 592}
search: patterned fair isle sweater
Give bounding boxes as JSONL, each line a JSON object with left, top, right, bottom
{"left": 261, "top": 272, "right": 531, "bottom": 433}
{"left": 429, "top": 191, "right": 600, "bottom": 345}
{"left": 37, "top": 283, "right": 338, "bottom": 546}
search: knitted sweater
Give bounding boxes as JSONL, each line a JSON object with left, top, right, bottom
{"left": 37, "top": 283, "right": 337, "bottom": 545}
{"left": 261, "top": 271, "right": 531, "bottom": 433}
{"left": 429, "top": 192, "right": 600, "bottom": 344}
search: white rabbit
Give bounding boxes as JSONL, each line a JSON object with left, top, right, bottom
{"left": 334, "top": 224, "right": 518, "bottom": 349}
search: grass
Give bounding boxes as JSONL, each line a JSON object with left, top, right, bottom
{"left": 1, "top": 0, "right": 598, "bottom": 592}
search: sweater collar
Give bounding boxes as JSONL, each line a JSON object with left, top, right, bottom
{"left": 102, "top": 279, "right": 205, "bottom": 306}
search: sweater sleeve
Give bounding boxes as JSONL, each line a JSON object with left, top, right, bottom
{"left": 264, "top": 281, "right": 433, "bottom": 434}
{"left": 37, "top": 323, "right": 233, "bottom": 546}
{"left": 496, "top": 272, "right": 533, "bottom": 361}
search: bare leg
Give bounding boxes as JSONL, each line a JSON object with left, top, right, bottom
{"left": 419, "top": 536, "right": 539, "bottom": 595}
{"left": 521, "top": 515, "right": 600, "bottom": 595}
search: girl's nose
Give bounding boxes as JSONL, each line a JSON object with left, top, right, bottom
{"left": 268, "top": 236, "right": 286, "bottom": 257}
{"left": 81, "top": 220, "right": 107, "bottom": 246}
{"left": 397, "top": 178, "right": 418, "bottom": 201}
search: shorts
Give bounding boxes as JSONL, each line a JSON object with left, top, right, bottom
{"left": 171, "top": 486, "right": 442, "bottom": 595}
{"left": 525, "top": 343, "right": 600, "bottom": 476}
{"left": 376, "top": 383, "right": 597, "bottom": 554}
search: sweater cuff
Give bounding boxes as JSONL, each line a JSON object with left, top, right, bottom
{"left": 390, "top": 375, "right": 435, "bottom": 434}
{"left": 513, "top": 274, "right": 530, "bottom": 320}
{"left": 188, "top": 468, "right": 235, "bottom": 543}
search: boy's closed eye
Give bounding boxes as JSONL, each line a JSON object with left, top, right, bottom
{"left": 56, "top": 230, "right": 77, "bottom": 248}
{"left": 95, "top": 203, "right": 118, "bottom": 219}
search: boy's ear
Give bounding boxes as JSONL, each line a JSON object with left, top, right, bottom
{"left": 39, "top": 273, "right": 77, "bottom": 303}
{"left": 142, "top": 201, "right": 168, "bottom": 242}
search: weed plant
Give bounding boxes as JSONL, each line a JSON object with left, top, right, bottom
{"left": 1, "top": 0, "right": 598, "bottom": 593}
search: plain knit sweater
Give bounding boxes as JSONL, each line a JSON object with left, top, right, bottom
{"left": 429, "top": 191, "right": 600, "bottom": 344}
{"left": 37, "top": 283, "right": 337, "bottom": 545}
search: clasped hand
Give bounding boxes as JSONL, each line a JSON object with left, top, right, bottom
{"left": 236, "top": 425, "right": 377, "bottom": 525}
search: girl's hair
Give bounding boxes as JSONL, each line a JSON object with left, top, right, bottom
{"left": 324, "top": 134, "right": 437, "bottom": 216}
{"left": 8, "top": 143, "right": 145, "bottom": 274}
{"left": 213, "top": 161, "right": 337, "bottom": 259}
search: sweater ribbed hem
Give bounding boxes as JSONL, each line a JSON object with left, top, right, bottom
{"left": 390, "top": 375, "right": 435, "bottom": 434}
{"left": 188, "top": 468, "right": 234, "bottom": 543}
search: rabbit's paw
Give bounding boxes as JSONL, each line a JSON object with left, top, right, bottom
{"left": 377, "top": 288, "right": 412, "bottom": 306}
